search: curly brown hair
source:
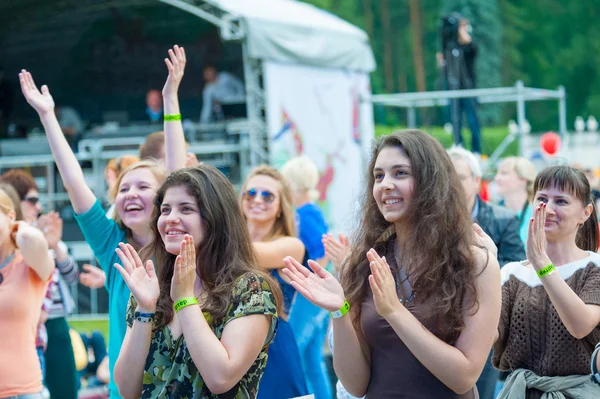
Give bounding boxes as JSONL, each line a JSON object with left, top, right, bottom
{"left": 341, "top": 130, "right": 481, "bottom": 344}
{"left": 141, "top": 165, "right": 282, "bottom": 330}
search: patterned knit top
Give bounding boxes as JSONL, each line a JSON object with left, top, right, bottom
{"left": 493, "top": 252, "right": 600, "bottom": 397}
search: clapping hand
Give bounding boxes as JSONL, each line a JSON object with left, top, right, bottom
{"left": 80, "top": 264, "right": 107, "bottom": 289}
{"left": 527, "top": 203, "right": 551, "bottom": 271}
{"left": 170, "top": 235, "right": 197, "bottom": 302}
{"left": 367, "top": 249, "right": 402, "bottom": 320}
{"left": 19, "top": 70, "right": 55, "bottom": 115}
{"left": 282, "top": 256, "right": 345, "bottom": 313}
{"left": 162, "top": 45, "right": 186, "bottom": 97}
{"left": 37, "top": 211, "right": 63, "bottom": 250}
{"left": 114, "top": 243, "right": 159, "bottom": 312}
{"left": 322, "top": 233, "right": 351, "bottom": 273}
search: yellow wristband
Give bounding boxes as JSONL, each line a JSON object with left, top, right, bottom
{"left": 164, "top": 114, "right": 182, "bottom": 122}
{"left": 330, "top": 300, "right": 350, "bottom": 319}
{"left": 173, "top": 297, "right": 198, "bottom": 312}
{"left": 537, "top": 263, "right": 556, "bottom": 278}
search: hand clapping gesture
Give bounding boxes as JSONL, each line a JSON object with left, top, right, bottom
{"left": 282, "top": 257, "right": 346, "bottom": 313}
{"left": 114, "top": 243, "right": 159, "bottom": 313}
{"left": 37, "top": 211, "right": 63, "bottom": 250}
{"left": 367, "top": 249, "right": 403, "bottom": 320}
{"left": 472, "top": 223, "right": 497, "bottom": 259}
{"left": 19, "top": 70, "right": 55, "bottom": 115}
{"left": 527, "top": 203, "right": 551, "bottom": 271}
{"left": 80, "top": 264, "right": 107, "bottom": 289}
{"left": 170, "top": 235, "right": 197, "bottom": 303}
{"left": 322, "top": 233, "right": 351, "bottom": 273}
{"left": 162, "top": 45, "right": 186, "bottom": 97}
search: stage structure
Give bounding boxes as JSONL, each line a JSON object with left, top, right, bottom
{"left": 368, "top": 81, "right": 567, "bottom": 170}
{"left": 162, "top": 0, "right": 377, "bottom": 233}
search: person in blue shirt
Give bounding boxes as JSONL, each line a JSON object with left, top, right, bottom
{"left": 19, "top": 44, "right": 190, "bottom": 399}
{"left": 281, "top": 155, "right": 333, "bottom": 399}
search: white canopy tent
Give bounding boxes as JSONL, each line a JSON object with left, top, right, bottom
{"left": 163, "top": 0, "right": 377, "bottom": 233}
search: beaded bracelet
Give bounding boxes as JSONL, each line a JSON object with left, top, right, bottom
{"left": 134, "top": 311, "right": 155, "bottom": 323}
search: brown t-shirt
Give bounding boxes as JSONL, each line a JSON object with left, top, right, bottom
{"left": 493, "top": 252, "right": 600, "bottom": 398}
{"left": 360, "top": 239, "right": 477, "bottom": 398}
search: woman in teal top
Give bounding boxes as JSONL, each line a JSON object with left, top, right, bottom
{"left": 494, "top": 156, "right": 537, "bottom": 244}
{"left": 19, "top": 45, "right": 190, "bottom": 398}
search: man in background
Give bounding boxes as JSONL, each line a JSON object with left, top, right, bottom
{"left": 55, "top": 105, "right": 83, "bottom": 152}
{"left": 200, "top": 64, "right": 245, "bottom": 124}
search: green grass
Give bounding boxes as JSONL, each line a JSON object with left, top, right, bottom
{"left": 69, "top": 318, "right": 109, "bottom": 342}
{"left": 374, "top": 124, "right": 519, "bottom": 157}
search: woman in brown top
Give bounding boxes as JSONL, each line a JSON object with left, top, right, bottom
{"left": 283, "top": 130, "right": 501, "bottom": 398}
{"left": 493, "top": 165, "right": 600, "bottom": 398}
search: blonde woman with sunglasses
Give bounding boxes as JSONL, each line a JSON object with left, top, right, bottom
{"left": 240, "top": 165, "right": 311, "bottom": 399}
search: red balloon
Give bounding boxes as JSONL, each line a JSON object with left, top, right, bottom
{"left": 540, "top": 132, "right": 561, "bottom": 156}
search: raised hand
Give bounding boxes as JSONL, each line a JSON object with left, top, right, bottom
{"left": 171, "top": 235, "right": 197, "bottom": 302}
{"left": 37, "top": 211, "right": 63, "bottom": 250}
{"left": 527, "top": 203, "right": 551, "bottom": 270}
{"left": 282, "top": 256, "right": 345, "bottom": 312}
{"left": 19, "top": 70, "right": 55, "bottom": 115}
{"left": 367, "top": 249, "right": 402, "bottom": 319}
{"left": 114, "top": 243, "right": 159, "bottom": 312}
{"left": 322, "top": 232, "right": 351, "bottom": 272}
{"left": 472, "top": 223, "right": 497, "bottom": 259}
{"left": 162, "top": 45, "right": 186, "bottom": 97}
{"left": 80, "top": 264, "right": 107, "bottom": 289}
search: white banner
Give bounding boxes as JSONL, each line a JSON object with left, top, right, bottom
{"left": 264, "top": 62, "right": 374, "bottom": 235}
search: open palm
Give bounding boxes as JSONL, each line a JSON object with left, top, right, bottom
{"left": 114, "top": 243, "right": 159, "bottom": 311}
{"left": 282, "top": 257, "right": 345, "bottom": 312}
{"left": 162, "top": 45, "right": 186, "bottom": 96}
{"left": 19, "top": 70, "right": 55, "bottom": 114}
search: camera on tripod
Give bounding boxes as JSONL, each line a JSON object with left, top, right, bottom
{"left": 441, "top": 12, "right": 462, "bottom": 52}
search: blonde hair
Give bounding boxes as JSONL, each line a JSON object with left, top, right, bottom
{"left": 241, "top": 165, "right": 296, "bottom": 240}
{"left": 280, "top": 156, "right": 320, "bottom": 202}
{"left": 498, "top": 157, "right": 537, "bottom": 200}
{"left": 0, "top": 183, "right": 22, "bottom": 220}
{"left": 0, "top": 188, "right": 15, "bottom": 215}
{"left": 106, "top": 155, "right": 141, "bottom": 201}
{"left": 112, "top": 160, "right": 167, "bottom": 244}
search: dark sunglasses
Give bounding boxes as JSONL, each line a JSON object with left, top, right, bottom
{"left": 242, "top": 188, "right": 276, "bottom": 204}
{"left": 23, "top": 196, "right": 40, "bottom": 205}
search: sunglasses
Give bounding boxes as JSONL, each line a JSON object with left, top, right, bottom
{"left": 242, "top": 188, "right": 276, "bottom": 204}
{"left": 23, "top": 196, "right": 40, "bottom": 205}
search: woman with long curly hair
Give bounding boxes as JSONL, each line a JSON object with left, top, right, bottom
{"left": 113, "top": 165, "right": 282, "bottom": 398}
{"left": 283, "top": 130, "right": 501, "bottom": 398}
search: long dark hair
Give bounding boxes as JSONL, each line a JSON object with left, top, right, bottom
{"left": 141, "top": 165, "right": 282, "bottom": 330}
{"left": 341, "top": 130, "right": 481, "bottom": 344}
{"left": 533, "top": 165, "right": 599, "bottom": 251}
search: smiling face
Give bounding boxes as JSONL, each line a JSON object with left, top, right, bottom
{"left": 534, "top": 186, "right": 592, "bottom": 241}
{"left": 157, "top": 185, "right": 204, "bottom": 255}
{"left": 372, "top": 146, "right": 414, "bottom": 227}
{"left": 115, "top": 168, "right": 159, "bottom": 232}
{"left": 241, "top": 175, "right": 281, "bottom": 225}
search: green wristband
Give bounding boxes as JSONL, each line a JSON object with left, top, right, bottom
{"left": 330, "top": 300, "right": 350, "bottom": 319}
{"left": 537, "top": 263, "right": 556, "bottom": 278}
{"left": 164, "top": 114, "right": 182, "bottom": 122}
{"left": 173, "top": 297, "right": 198, "bottom": 312}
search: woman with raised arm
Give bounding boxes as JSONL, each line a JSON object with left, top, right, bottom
{"left": 0, "top": 188, "right": 54, "bottom": 399}
{"left": 283, "top": 130, "right": 501, "bottom": 398}
{"left": 239, "top": 165, "right": 310, "bottom": 398}
{"left": 113, "top": 165, "right": 281, "bottom": 398}
{"left": 493, "top": 165, "right": 600, "bottom": 398}
{"left": 19, "top": 45, "right": 187, "bottom": 399}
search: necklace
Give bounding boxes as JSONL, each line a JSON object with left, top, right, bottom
{"left": 0, "top": 252, "right": 15, "bottom": 286}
